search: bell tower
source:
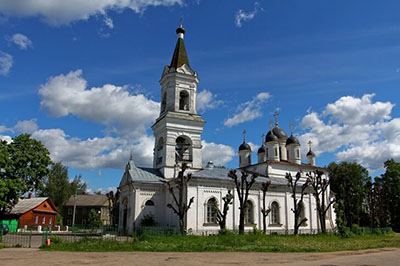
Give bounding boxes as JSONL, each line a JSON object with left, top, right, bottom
{"left": 152, "top": 22, "right": 205, "bottom": 179}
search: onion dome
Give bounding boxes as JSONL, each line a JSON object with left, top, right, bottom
{"left": 306, "top": 140, "right": 315, "bottom": 157}
{"left": 306, "top": 150, "right": 315, "bottom": 157}
{"left": 258, "top": 145, "right": 266, "bottom": 153}
{"left": 239, "top": 142, "right": 251, "bottom": 151}
{"left": 286, "top": 135, "right": 299, "bottom": 145}
{"left": 239, "top": 129, "right": 251, "bottom": 151}
{"left": 265, "top": 131, "right": 278, "bottom": 142}
{"left": 272, "top": 126, "right": 288, "bottom": 140}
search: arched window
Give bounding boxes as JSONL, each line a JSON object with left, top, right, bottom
{"left": 274, "top": 148, "right": 278, "bottom": 156}
{"left": 179, "top": 90, "right": 189, "bottom": 111}
{"left": 244, "top": 200, "right": 253, "bottom": 224}
{"left": 145, "top": 200, "right": 155, "bottom": 206}
{"left": 206, "top": 198, "right": 217, "bottom": 223}
{"left": 270, "top": 201, "right": 280, "bottom": 224}
{"left": 279, "top": 147, "right": 282, "bottom": 158}
{"left": 156, "top": 137, "right": 164, "bottom": 165}
{"left": 296, "top": 149, "right": 300, "bottom": 158}
{"left": 175, "top": 136, "right": 192, "bottom": 162}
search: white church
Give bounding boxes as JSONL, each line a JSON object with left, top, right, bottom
{"left": 118, "top": 24, "right": 336, "bottom": 234}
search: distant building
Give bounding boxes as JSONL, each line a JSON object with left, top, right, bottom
{"left": 63, "top": 195, "right": 110, "bottom": 226}
{"left": 1, "top": 197, "right": 57, "bottom": 229}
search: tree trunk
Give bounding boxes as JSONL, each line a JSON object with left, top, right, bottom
{"left": 263, "top": 190, "right": 267, "bottom": 234}
{"left": 239, "top": 204, "right": 245, "bottom": 234}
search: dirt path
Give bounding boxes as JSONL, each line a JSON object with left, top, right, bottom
{"left": 0, "top": 247, "right": 399, "bottom": 266}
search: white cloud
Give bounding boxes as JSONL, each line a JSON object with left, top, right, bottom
{"left": 196, "top": 89, "right": 222, "bottom": 113}
{"left": 0, "top": 135, "right": 12, "bottom": 143}
{"left": 224, "top": 92, "right": 270, "bottom": 127}
{"left": 235, "top": 2, "right": 263, "bottom": 28}
{"left": 31, "top": 128, "right": 154, "bottom": 170}
{"left": 299, "top": 94, "right": 399, "bottom": 171}
{"left": 104, "top": 16, "right": 113, "bottom": 29}
{"left": 202, "top": 140, "right": 235, "bottom": 166}
{"left": 39, "top": 69, "right": 159, "bottom": 138}
{"left": 9, "top": 33, "right": 32, "bottom": 50}
{"left": 0, "top": 119, "right": 38, "bottom": 134}
{"left": 0, "top": 0, "right": 183, "bottom": 25}
{"left": 0, "top": 51, "right": 13, "bottom": 75}
{"left": 247, "top": 142, "right": 258, "bottom": 152}
{"left": 13, "top": 119, "right": 38, "bottom": 134}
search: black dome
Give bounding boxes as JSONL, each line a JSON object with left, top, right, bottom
{"left": 258, "top": 145, "right": 266, "bottom": 153}
{"left": 239, "top": 142, "right": 251, "bottom": 151}
{"left": 307, "top": 150, "right": 315, "bottom": 157}
{"left": 286, "top": 135, "right": 299, "bottom": 145}
{"left": 265, "top": 131, "right": 278, "bottom": 142}
{"left": 272, "top": 126, "right": 288, "bottom": 140}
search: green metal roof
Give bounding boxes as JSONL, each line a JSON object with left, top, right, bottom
{"left": 170, "top": 38, "right": 190, "bottom": 69}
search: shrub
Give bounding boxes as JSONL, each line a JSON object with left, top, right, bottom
{"left": 140, "top": 214, "right": 157, "bottom": 227}
{"left": 50, "top": 235, "right": 63, "bottom": 244}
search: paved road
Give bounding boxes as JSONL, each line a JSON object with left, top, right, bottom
{"left": 0, "top": 247, "right": 399, "bottom": 266}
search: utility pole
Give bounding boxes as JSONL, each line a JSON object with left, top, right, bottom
{"left": 72, "top": 193, "right": 77, "bottom": 226}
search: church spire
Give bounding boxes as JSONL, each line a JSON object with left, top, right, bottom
{"left": 170, "top": 19, "right": 190, "bottom": 69}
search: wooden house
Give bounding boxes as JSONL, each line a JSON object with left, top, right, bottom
{"left": 3, "top": 197, "right": 58, "bottom": 229}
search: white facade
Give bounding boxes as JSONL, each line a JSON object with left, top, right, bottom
{"left": 118, "top": 25, "right": 335, "bottom": 235}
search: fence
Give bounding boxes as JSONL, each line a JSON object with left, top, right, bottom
{"left": 0, "top": 231, "right": 32, "bottom": 248}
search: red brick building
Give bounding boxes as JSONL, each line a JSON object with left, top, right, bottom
{"left": 5, "top": 197, "right": 58, "bottom": 229}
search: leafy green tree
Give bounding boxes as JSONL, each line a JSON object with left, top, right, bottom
{"left": 38, "top": 162, "right": 70, "bottom": 211}
{"left": 88, "top": 209, "right": 102, "bottom": 228}
{"left": 0, "top": 134, "right": 52, "bottom": 215}
{"left": 381, "top": 159, "right": 400, "bottom": 231}
{"left": 329, "top": 162, "right": 370, "bottom": 227}
{"left": 70, "top": 174, "right": 87, "bottom": 196}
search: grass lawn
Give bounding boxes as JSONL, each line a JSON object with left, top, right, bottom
{"left": 41, "top": 233, "right": 400, "bottom": 252}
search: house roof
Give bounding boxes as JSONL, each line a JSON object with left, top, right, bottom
{"left": 10, "top": 197, "right": 49, "bottom": 215}
{"left": 65, "top": 194, "right": 108, "bottom": 207}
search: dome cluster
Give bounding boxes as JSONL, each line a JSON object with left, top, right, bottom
{"left": 237, "top": 114, "right": 316, "bottom": 168}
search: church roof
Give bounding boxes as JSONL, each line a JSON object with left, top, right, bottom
{"left": 191, "top": 168, "right": 286, "bottom": 186}
{"left": 119, "top": 159, "right": 164, "bottom": 187}
{"left": 170, "top": 34, "right": 190, "bottom": 69}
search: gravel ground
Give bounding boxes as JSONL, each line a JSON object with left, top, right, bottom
{"left": 0, "top": 247, "right": 399, "bottom": 266}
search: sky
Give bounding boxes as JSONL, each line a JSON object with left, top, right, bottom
{"left": 1, "top": 0, "right": 400, "bottom": 193}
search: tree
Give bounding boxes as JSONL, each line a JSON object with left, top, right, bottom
{"left": 166, "top": 163, "right": 194, "bottom": 235}
{"left": 306, "top": 170, "right": 335, "bottom": 233}
{"left": 70, "top": 174, "right": 87, "bottom": 196}
{"left": 0, "top": 134, "right": 52, "bottom": 216}
{"left": 38, "top": 163, "right": 87, "bottom": 217}
{"left": 329, "top": 162, "right": 369, "bottom": 227}
{"left": 381, "top": 159, "right": 400, "bottom": 231}
{"left": 260, "top": 180, "right": 271, "bottom": 234}
{"left": 38, "top": 162, "right": 70, "bottom": 212}
{"left": 213, "top": 190, "right": 233, "bottom": 230}
{"left": 286, "top": 171, "right": 310, "bottom": 235}
{"left": 228, "top": 169, "right": 258, "bottom": 234}
{"left": 88, "top": 209, "right": 102, "bottom": 228}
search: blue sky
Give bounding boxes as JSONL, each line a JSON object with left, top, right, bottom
{"left": 1, "top": 0, "right": 400, "bottom": 193}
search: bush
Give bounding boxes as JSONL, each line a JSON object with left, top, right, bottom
{"left": 140, "top": 214, "right": 157, "bottom": 227}
{"left": 50, "top": 236, "right": 63, "bottom": 244}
